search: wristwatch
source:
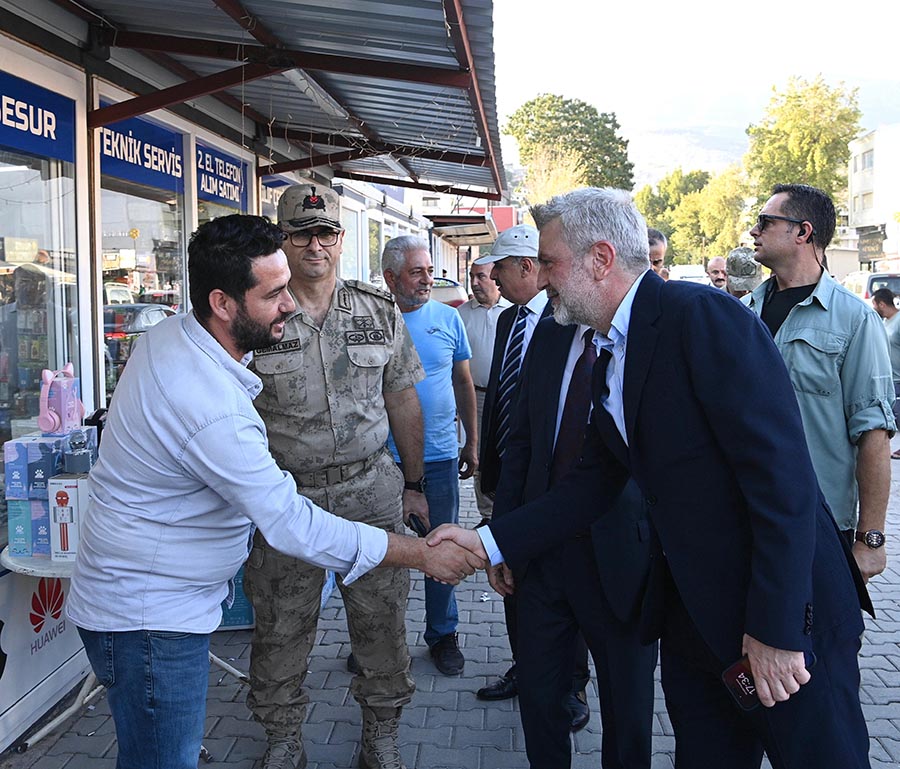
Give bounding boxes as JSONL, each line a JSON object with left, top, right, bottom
{"left": 855, "top": 529, "right": 886, "bottom": 549}
{"left": 404, "top": 476, "right": 426, "bottom": 493}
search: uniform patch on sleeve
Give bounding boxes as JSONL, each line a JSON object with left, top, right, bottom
{"left": 255, "top": 338, "right": 302, "bottom": 355}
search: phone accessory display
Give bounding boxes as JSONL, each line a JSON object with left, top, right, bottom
{"left": 38, "top": 363, "right": 85, "bottom": 435}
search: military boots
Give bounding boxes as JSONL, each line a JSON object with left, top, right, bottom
{"left": 359, "top": 707, "right": 405, "bottom": 769}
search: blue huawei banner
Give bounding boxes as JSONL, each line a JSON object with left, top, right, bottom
{"left": 0, "top": 70, "right": 75, "bottom": 163}
{"left": 196, "top": 143, "right": 247, "bottom": 211}
{"left": 98, "top": 103, "right": 184, "bottom": 193}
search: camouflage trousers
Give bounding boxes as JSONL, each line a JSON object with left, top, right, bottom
{"left": 244, "top": 449, "right": 414, "bottom": 734}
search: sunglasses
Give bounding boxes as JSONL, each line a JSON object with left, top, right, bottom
{"left": 756, "top": 213, "right": 804, "bottom": 232}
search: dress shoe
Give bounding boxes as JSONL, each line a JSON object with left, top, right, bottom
{"left": 476, "top": 668, "right": 518, "bottom": 700}
{"left": 567, "top": 689, "right": 590, "bottom": 732}
{"left": 429, "top": 633, "right": 465, "bottom": 675}
{"left": 347, "top": 652, "right": 361, "bottom": 675}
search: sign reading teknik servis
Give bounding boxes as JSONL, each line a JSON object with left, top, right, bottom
{"left": 98, "top": 102, "right": 184, "bottom": 193}
{"left": 196, "top": 142, "right": 248, "bottom": 211}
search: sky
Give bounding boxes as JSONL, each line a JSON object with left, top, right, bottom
{"left": 492, "top": 0, "right": 900, "bottom": 187}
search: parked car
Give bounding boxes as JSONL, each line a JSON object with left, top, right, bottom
{"left": 139, "top": 289, "right": 181, "bottom": 311}
{"left": 431, "top": 277, "right": 468, "bottom": 308}
{"left": 668, "top": 264, "right": 708, "bottom": 283}
{"left": 842, "top": 271, "right": 900, "bottom": 301}
{"left": 104, "top": 303, "right": 176, "bottom": 393}
{"left": 103, "top": 282, "right": 135, "bottom": 304}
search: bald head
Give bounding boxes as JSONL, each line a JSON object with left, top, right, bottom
{"left": 707, "top": 257, "right": 727, "bottom": 289}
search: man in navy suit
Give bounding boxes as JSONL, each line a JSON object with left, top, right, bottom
{"left": 493, "top": 312, "right": 656, "bottom": 768}
{"left": 431, "top": 188, "right": 873, "bottom": 769}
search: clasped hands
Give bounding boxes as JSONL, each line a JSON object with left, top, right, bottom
{"left": 421, "top": 524, "right": 514, "bottom": 595}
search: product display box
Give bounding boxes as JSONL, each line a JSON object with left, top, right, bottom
{"left": 6, "top": 499, "right": 50, "bottom": 558}
{"left": 3, "top": 426, "right": 97, "bottom": 501}
{"left": 48, "top": 473, "right": 88, "bottom": 561}
{"left": 3, "top": 436, "right": 64, "bottom": 501}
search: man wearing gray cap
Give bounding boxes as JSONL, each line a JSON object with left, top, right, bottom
{"left": 244, "top": 184, "right": 429, "bottom": 769}
{"left": 726, "top": 247, "right": 763, "bottom": 299}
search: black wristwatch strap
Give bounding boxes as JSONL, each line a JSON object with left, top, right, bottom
{"left": 404, "top": 476, "right": 426, "bottom": 493}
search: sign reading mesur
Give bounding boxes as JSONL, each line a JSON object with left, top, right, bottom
{"left": 0, "top": 70, "right": 75, "bottom": 163}
{"left": 196, "top": 143, "right": 247, "bottom": 211}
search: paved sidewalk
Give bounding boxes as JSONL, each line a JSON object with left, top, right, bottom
{"left": 3, "top": 472, "right": 900, "bottom": 768}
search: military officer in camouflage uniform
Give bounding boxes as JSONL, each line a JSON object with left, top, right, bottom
{"left": 245, "top": 184, "right": 429, "bottom": 769}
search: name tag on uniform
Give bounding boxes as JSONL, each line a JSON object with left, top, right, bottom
{"left": 255, "top": 338, "right": 301, "bottom": 356}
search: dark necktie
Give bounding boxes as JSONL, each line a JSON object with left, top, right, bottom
{"left": 494, "top": 305, "right": 528, "bottom": 457}
{"left": 550, "top": 329, "right": 599, "bottom": 486}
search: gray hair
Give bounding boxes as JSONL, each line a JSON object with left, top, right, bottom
{"left": 382, "top": 235, "right": 430, "bottom": 275}
{"left": 531, "top": 188, "right": 650, "bottom": 275}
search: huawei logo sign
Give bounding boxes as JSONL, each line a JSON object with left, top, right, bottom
{"left": 30, "top": 578, "right": 64, "bottom": 634}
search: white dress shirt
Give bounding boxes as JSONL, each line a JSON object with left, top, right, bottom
{"left": 478, "top": 271, "right": 649, "bottom": 565}
{"left": 457, "top": 296, "right": 512, "bottom": 388}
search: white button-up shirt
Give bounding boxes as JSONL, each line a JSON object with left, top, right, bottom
{"left": 67, "top": 312, "right": 387, "bottom": 634}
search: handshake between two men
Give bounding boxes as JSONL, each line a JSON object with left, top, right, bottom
{"left": 411, "top": 524, "right": 513, "bottom": 593}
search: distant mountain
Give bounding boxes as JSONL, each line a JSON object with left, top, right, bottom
{"left": 628, "top": 125, "right": 749, "bottom": 190}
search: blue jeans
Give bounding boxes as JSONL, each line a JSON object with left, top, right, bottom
{"left": 78, "top": 627, "right": 210, "bottom": 769}
{"left": 418, "top": 458, "right": 460, "bottom": 646}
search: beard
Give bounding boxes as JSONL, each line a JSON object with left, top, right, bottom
{"left": 232, "top": 302, "right": 288, "bottom": 353}
{"left": 553, "top": 267, "right": 596, "bottom": 327}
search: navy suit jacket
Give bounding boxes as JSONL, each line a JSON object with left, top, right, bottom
{"left": 489, "top": 271, "right": 871, "bottom": 666}
{"left": 492, "top": 317, "right": 651, "bottom": 623}
{"left": 479, "top": 298, "right": 552, "bottom": 495}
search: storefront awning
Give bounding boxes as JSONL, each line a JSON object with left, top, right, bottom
{"left": 426, "top": 214, "right": 498, "bottom": 246}
{"left": 37, "top": 0, "right": 506, "bottom": 200}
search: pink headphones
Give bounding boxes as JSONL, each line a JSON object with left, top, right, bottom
{"left": 38, "top": 363, "right": 85, "bottom": 433}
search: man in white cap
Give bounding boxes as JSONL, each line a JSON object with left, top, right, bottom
{"left": 472, "top": 225, "right": 592, "bottom": 731}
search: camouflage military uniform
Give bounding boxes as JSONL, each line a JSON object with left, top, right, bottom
{"left": 244, "top": 278, "right": 425, "bottom": 736}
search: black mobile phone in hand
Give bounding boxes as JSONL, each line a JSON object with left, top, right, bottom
{"left": 722, "top": 651, "right": 817, "bottom": 711}
{"left": 408, "top": 514, "right": 428, "bottom": 538}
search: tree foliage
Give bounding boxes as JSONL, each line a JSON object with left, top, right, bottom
{"left": 669, "top": 166, "right": 749, "bottom": 263}
{"left": 505, "top": 94, "right": 634, "bottom": 190}
{"left": 634, "top": 168, "right": 710, "bottom": 260}
{"left": 518, "top": 145, "right": 586, "bottom": 207}
{"left": 745, "top": 75, "right": 861, "bottom": 202}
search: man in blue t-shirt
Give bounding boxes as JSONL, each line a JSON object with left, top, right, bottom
{"left": 383, "top": 236, "right": 478, "bottom": 675}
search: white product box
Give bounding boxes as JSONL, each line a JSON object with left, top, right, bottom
{"left": 48, "top": 473, "right": 89, "bottom": 562}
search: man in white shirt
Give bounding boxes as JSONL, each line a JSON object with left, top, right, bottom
{"left": 457, "top": 262, "right": 510, "bottom": 523}
{"left": 67, "top": 215, "right": 483, "bottom": 769}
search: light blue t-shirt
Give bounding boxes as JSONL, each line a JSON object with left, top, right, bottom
{"left": 389, "top": 300, "right": 472, "bottom": 463}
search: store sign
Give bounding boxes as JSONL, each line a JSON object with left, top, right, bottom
{"left": 196, "top": 143, "right": 247, "bottom": 211}
{"left": 99, "top": 104, "right": 184, "bottom": 193}
{"left": 0, "top": 70, "right": 75, "bottom": 163}
{"left": 858, "top": 230, "right": 886, "bottom": 262}
{"left": 0, "top": 572, "right": 85, "bottom": 750}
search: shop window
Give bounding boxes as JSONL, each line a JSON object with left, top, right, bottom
{"left": 341, "top": 209, "right": 360, "bottom": 281}
{"left": 368, "top": 218, "right": 383, "bottom": 286}
{"left": 0, "top": 71, "right": 80, "bottom": 547}
{"left": 99, "top": 110, "right": 185, "bottom": 398}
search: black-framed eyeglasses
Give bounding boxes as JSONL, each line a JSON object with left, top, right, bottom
{"left": 651, "top": 259, "right": 664, "bottom": 266}
{"left": 756, "top": 213, "right": 804, "bottom": 232}
{"left": 287, "top": 229, "right": 342, "bottom": 248}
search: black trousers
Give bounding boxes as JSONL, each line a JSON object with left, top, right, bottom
{"left": 503, "top": 590, "right": 590, "bottom": 691}
{"left": 660, "top": 583, "right": 870, "bottom": 769}
{"left": 516, "top": 536, "right": 657, "bottom": 769}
